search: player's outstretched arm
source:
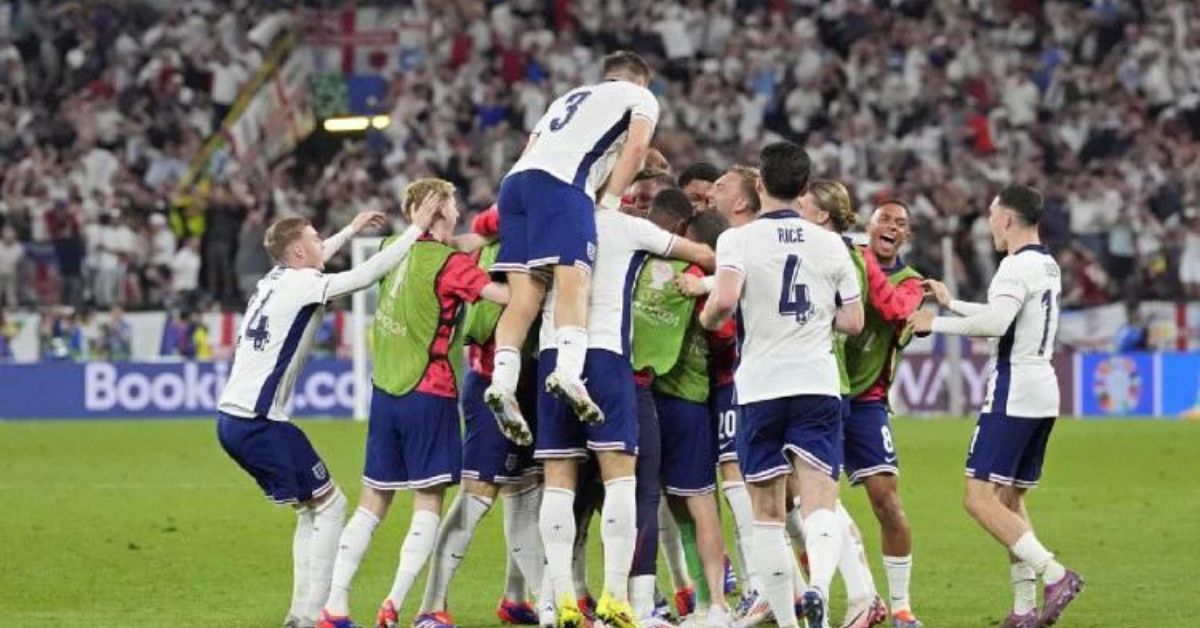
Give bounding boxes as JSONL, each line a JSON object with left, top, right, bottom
{"left": 699, "top": 268, "right": 743, "bottom": 330}
{"left": 322, "top": 211, "right": 388, "bottom": 261}
{"left": 599, "top": 116, "right": 655, "bottom": 210}
{"left": 863, "top": 249, "right": 924, "bottom": 321}
{"left": 479, "top": 282, "right": 510, "bottom": 305}
{"left": 923, "top": 278, "right": 986, "bottom": 316}
{"left": 665, "top": 237, "right": 716, "bottom": 272}
{"left": 322, "top": 195, "right": 442, "bottom": 300}
{"left": 909, "top": 295, "right": 1021, "bottom": 337}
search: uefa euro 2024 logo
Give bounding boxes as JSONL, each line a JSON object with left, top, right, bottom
{"left": 1092, "top": 356, "right": 1142, "bottom": 414}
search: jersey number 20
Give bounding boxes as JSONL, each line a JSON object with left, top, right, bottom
{"left": 549, "top": 91, "right": 592, "bottom": 132}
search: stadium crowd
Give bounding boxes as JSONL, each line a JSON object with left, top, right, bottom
{"left": 1, "top": 0, "right": 1199, "bottom": 321}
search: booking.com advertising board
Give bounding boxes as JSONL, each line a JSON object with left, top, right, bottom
{"left": 0, "top": 353, "right": 1198, "bottom": 420}
{"left": 0, "top": 359, "right": 355, "bottom": 420}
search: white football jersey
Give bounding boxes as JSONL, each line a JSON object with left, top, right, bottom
{"left": 716, "top": 210, "right": 860, "bottom": 404}
{"left": 981, "top": 245, "right": 1062, "bottom": 417}
{"left": 541, "top": 210, "right": 676, "bottom": 356}
{"left": 508, "top": 80, "right": 660, "bottom": 196}
{"left": 218, "top": 267, "right": 331, "bottom": 422}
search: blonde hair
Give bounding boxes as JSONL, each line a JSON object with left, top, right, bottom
{"left": 808, "top": 180, "right": 856, "bottom": 233}
{"left": 401, "top": 178, "right": 455, "bottom": 222}
{"left": 728, "top": 165, "right": 761, "bottom": 213}
{"left": 263, "top": 217, "right": 311, "bottom": 263}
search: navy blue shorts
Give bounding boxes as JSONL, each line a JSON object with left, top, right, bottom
{"left": 656, "top": 392, "right": 717, "bottom": 495}
{"left": 217, "top": 413, "right": 333, "bottom": 505}
{"left": 966, "top": 413, "right": 1056, "bottom": 489}
{"left": 737, "top": 395, "right": 843, "bottom": 482}
{"left": 364, "top": 387, "right": 462, "bottom": 490}
{"left": 843, "top": 400, "right": 899, "bottom": 485}
{"left": 462, "top": 369, "right": 538, "bottom": 484}
{"left": 711, "top": 383, "right": 738, "bottom": 463}
{"left": 632, "top": 383, "right": 661, "bottom": 576}
{"left": 494, "top": 170, "right": 597, "bottom": 274}
{"left": 535, "top": 348, "right": 638, "bottom": 459}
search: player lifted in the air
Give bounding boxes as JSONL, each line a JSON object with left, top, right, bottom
{"left": 534, "top": 182, "right": 714, "bottom": 628}
{"left": 910, "top": 185, "right": 1084, "bottom": 628}
{"left": 699, "top": 143, "right": 864, "bottom": 628}
{"left": 486, "top": 50, "right": 660, "bottom": 444}
{"left": 216, "top": 201, "right": 441, "bottom": 628}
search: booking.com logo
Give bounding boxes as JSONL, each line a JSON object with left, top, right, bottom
{"left": 84, "top": 363, "right": 355, "bottom": 414}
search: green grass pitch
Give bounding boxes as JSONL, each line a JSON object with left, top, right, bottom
{"left": 2, "top": 418, "right": 1197, "bottom": 628}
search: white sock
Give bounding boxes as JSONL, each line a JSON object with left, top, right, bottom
{"left": 601, "top": 476, "right": 637, "bottom": 601}
{"left": 802, "top": 509, "right": 842, "bottom": 597}
{"left": 722, "top": 482, "right": 760, "bottom": 591}
{"left": 572, "top": 508, "right": 591, "bottom": 598}
{"left": 289, "top": 507, "right": 315, "bottom": 620}
{"left": 1010, "top": 532, "right": 1065, "bottom": 584}
{"left": 553, "top": 326, "right": 588, "bottom": 382}
{"left": 422, "top": 493, "right": 493, "bottom": 611}
{"left": 786, "top": 536, "right": 807, "bottom": 597}
{"left": 388, "top": 510, "right": 441, "bottom": 606}
{"left": 785, "top": 504, "right": 808, "bottom": 596}
{"left": 751, "top": 521, "right": 799, "bottom": 628}
{"left": 1011, "top": 562, "right": 1037, "bottom": 614}
{"left": 630, "top": 574, "right": 656, "bottom": 618}
{"left": 540, "top": 488, "right": 579, "bottom": 602}
{"left": 659, "top": 497, "right": 691, "bottom": 589}
{"left": 834, "top": 502, "right": 875, "bottom": 603}
{"left": 504, "top": 550, "right": 527, "bottom": 601}
{"left": 326, "top": 506, "right": 381, "bottom": 616}
{"left": 494, "top": 346, "right": 522, "bottom": 393}
{"left": 882, "top": 555, "right": 913, "bottom": 612}
{"left": 306, "top": 488, "right": 347, "bottom": 621}
{"left": 504, "top": 485, "right": 547, "bottom": 595}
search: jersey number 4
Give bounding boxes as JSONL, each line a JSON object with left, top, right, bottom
{"left": 778, "top": 254, "right": 813, "bottom": 323}
{"left": 549, "top": 91, "right": 592, "bottom": 132}
{"left": 245, "top": 290, "right": 273, "bottom": 351}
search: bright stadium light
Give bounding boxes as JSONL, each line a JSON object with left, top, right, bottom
{"left": 323, "top": 116, "right": 371, "bottom": 132}
{"left": 370, "top": 115, "right": 390, "bottom": 129}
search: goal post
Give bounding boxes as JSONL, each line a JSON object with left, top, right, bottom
{"left": 350, "top": 236, "right": 384, "bottom": 421}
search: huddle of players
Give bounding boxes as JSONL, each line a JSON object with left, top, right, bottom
{"left": 213, "top": 50, "right": 1083, "bottom": 628}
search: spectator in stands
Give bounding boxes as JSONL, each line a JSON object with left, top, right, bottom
{"left": 99, "top": 307, "right": 132, "bottom": 361}
{"left": 146, "top": 212, "right": 177, "bottom": 304}
{"left": 202, "top": 183, "right": 246, "bottom": 306}
{"left": 234, "top": 208, "right": 272, "bottom": 300}
{"left": 1182, "top": 211, "right": 1200, "bottom": 299}
{"left": 0, "top": 226, "right": 23, "bottom": 307}
{"left": 0, "top": 310, "right": 17, "bottom": 362}
{"left": 171, "top": 237, "right": 202, "bottom": 310}
{"left": 40, "top": 308, "right": 85, "bottom": 361}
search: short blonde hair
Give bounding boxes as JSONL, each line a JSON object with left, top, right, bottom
{"left": 402, "top": 178, "right": 455, "bottom": 222}
{"left": 808, "top": 180, "right": 856, "bottom": 233}
{"left": 729, "top": 165, "right": 761, "bottom": 213}
{"left": 263, "top": 217, "right": 311, "bottom": 263}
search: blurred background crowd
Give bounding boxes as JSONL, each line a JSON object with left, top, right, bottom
{"left": 1, "top": 0, "right": 1199, "bottom": 353}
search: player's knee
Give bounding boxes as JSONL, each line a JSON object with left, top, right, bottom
{"left": 962, "top": 485, "right": 994, "bottom": 520}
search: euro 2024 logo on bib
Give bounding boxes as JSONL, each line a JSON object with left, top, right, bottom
{"left": 1092, "top": 356, "right": 1142, "bottom": 413}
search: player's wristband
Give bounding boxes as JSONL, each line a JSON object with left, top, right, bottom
{"left": 598, "top": 192, "right": 622, "bottom": 211}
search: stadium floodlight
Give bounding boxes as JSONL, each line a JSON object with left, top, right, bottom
{"left": 322, "top": 115, "right": 391, "bottom": 133}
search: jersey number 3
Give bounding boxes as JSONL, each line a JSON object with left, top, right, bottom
{"left": 778, "top": 254, "right": 813, "bottom": 323}
{"left": 549, "top": 91, "right": 592, "bottom": 132}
